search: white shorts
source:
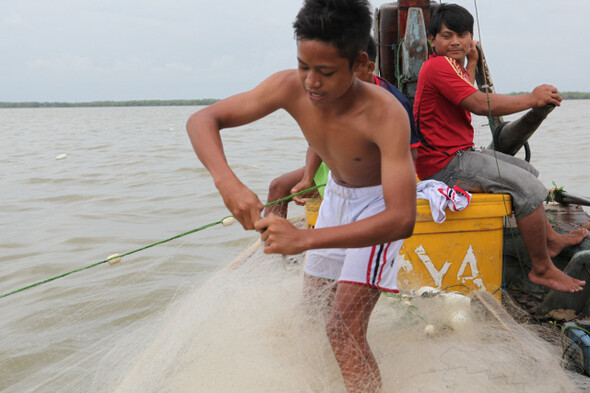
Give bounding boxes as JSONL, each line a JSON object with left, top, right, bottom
{"left": 304, "top": 174, "right": 404, "bottom": 293}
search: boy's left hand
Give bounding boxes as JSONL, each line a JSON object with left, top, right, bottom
{"left": 254, "top": 215, "right": 308, "bottom": 255}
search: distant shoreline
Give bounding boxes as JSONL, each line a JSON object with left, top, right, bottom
{"left": 2, "top": 92, "right": 590, "bottom": 108}
{"left": 0, "top": 99, "right": 219, "bottom": 109}
{"left": 505, "top": 92, "right": 590, "bottom": 99}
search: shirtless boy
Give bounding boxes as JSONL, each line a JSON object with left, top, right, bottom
{"left": 414, "top": 3, "right": 587, "bottom": 293}
{"left": 264, "top": 36, "right": 419, "bottom": 218}
{"left": 186, "top": 1, "right": 416, "bottom": 391}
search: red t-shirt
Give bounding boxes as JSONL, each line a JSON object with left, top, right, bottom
{"left": 414, "top": 55, "right": 478, "bottom": 179}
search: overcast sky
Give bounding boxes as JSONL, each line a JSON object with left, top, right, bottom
{"left": 1, "top": 0, "right": 587, "bottom": 102}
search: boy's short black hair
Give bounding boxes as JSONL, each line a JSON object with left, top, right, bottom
{"left": 428, "top": 3, "right": 474, "bottom": 37}
{"left": 366, "top": 36, "right": 377, "bottom": 63}
{"left": 293, "top": 0, "right": 372, "bottom": 66}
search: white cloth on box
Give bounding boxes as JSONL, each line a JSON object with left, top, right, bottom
{"left": 417, "top": 179, "right": 472, "bottom": 223}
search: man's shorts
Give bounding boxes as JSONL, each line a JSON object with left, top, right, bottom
{"left": 304, "top": 173, "right": 404, "bottom": 293}
{"left": 427, "top": 148, "right": 548, "bottom": 219}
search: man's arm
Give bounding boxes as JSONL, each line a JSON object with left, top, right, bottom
{"left": 186, "top": 71, "right": 292, "bottom": 229}
{"left": 255, "top": 102, "right": 417, "bottom": 254}
{"left": 460, "top": 84, "right": 562, "bottom": 116}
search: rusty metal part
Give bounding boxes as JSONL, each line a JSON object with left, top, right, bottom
{"left": 401, "top": 7, "right": 428, "bottom": 101}
{"left": 375, "top": 3, "right": 399, "bottom": 85}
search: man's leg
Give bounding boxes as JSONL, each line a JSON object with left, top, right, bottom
{"left": 264, "top": 167, "right": 305, "bottom": 217}
{"left": 517, "top": 205, "right": 586, "bottom": 292}
{"left": 438, "top": 149, "right": 587, "bottom": 292}
{"left": 326, "top": 282, "right": 381, "bottom": 393}
{"left": 544, "top": 218, "right": 589, "bottom": 258}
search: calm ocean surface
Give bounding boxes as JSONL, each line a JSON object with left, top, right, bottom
{"left": 1, "top": 101, "right": 589, "bottom": 391}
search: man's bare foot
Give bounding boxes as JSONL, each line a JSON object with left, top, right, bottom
{"left": 529, "top": 266, "right": 586, "bottom": 293}
{"left": 547, "top": 228, "right": 589, "bottom": 258}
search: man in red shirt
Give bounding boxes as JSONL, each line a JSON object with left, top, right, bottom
{"left": 415, "top": 3, "right": 587, "bottom": 292}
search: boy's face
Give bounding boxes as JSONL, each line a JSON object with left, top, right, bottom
{"left": 297, "top": 39, "right": 359, "bottom": 105}
{"left": 429, "top": 23, "right": 472, "bottom": 64}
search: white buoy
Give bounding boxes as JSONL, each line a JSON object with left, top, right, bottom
{"left": 222, "top": 216, "right": 235, "bottom": 227}
{"left": 416, "top": 286, "right": 441, "bottom": 297}
{"left": 56, "top": 153, "right": 67, "bottom": 160}
{"left": 424, "top": 324, "right": 436, "bottom": 336}
{"left": 449, "top": 310, "right": 471, "bottom": 330}
{"left": 107, "top": 254, "right": 122, "bottom": 265}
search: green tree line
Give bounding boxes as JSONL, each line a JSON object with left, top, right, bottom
{"left": 3, "top": 92, "right": 590, "bottom": 108}
{"left": 507, "top": 91, "right": 590, "bottom": 99}
{"left": 0, "top": 99, "right": 219, "bottom": 108}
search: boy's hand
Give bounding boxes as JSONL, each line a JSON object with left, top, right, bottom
{"left": 218, "top": 180, "right": 263, "bottom": 230}
{"left": 291, "top": 179, "right": 314, "bottom": 205}
{"left": 255, "top": 214, "right": 308, "bottom": 255}
{"left": 531, "top": 84, "right": 562, "bottom": 107}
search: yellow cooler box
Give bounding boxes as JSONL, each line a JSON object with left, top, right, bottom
{"left": 304, "top": 193, "right": 512, "bottom": 296}
{"left": 397, "top": 193, "right": 512, "bottom": 296}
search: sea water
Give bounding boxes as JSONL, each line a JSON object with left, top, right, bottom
{"left": 1, "top": 102, "right": 589, "bottom": 392}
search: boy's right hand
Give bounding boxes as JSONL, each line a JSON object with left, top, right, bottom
{"left": 217, "top": 180, "right": 263, "bottom": 230}
{"left": 255, "top": 214, "right": 309, "bottom": 255}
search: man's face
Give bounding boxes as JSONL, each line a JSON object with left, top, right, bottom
{"left": 297, "top": 39, "right": 358, "bottom": 105}
{"left": 430, "top": 23, "right": 473, "bottom": 64}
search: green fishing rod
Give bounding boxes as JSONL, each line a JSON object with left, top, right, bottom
{"left": 0, "top": 184, "right": 325, "bottom": 299}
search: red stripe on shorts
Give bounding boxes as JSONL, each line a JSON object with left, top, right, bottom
{"left": 376, "top": 242, "right": 392, "bottom": 286}
{"left": 366, "top": 245, "right": 377, "bottom": 284}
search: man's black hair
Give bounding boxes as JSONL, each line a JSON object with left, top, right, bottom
{"left": 366, "top": 36, "right": 377, "bottom": 62}
{"left": 428, "top": 3, "right": 474, "bottom": 37}
{"left": 293, "top": 0, "right": 372, "bottom": 66}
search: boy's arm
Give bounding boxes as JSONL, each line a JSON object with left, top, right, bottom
{"left": 302, "top": 146, "right": 322, "bottom": 185}
{"left": 255, "top": 103, "right": 417, "bottom": 254}
{"left": 291, "top": 146, "right": 323, "bottom": 204}
{"left": 460, "top": 84, "right": 562, "bottom": 116}
{"left": 186, "top": 71, "right": 291, "bottom": 229}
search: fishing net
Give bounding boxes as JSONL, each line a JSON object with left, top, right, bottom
{"left": 23, "top": 222, "right": 581, "bottom": 393}
{"left": 3, "top": 223, "right": 590, "bottom": 392}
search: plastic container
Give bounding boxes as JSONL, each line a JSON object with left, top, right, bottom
{"left": 301, "top": 192, "right": 512, "bottom": 298}
{"left": 562, "top": 322, "right": 590, "bottom": 375}
{"left": 397, "top": 193, "right": 512, "bottom": 297}
{"left": 304, "top": 199, "right": 322, "bottom": 229}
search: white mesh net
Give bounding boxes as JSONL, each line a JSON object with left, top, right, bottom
{"left": 80, "top": 243, "right": 590, "bottom": 392}
{"left": 3, "top": 216, "right": 590, "bottom": 392}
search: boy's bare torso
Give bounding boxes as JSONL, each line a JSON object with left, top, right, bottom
{"left": 188, "top": 38, "right": 415, "bottom": 239}
{"left": 271, "top": 69, "right": 408, "bottom": 188}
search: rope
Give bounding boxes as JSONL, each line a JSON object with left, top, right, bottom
{"left": 0, "top": 183, "right": 326, "bottom": 299}
{"left": 396, "top": 37, "right": 404, "bottom": 91}
{"left": 473, "top": 0, "right": 510, "bottom": 216}
{"left": 473, "top": 0, "right": 528, "bottom": 276}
